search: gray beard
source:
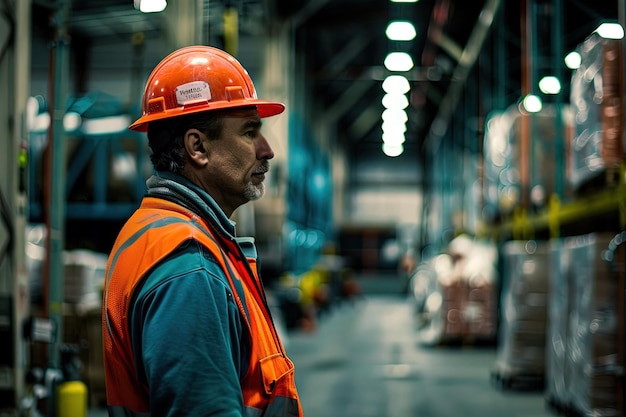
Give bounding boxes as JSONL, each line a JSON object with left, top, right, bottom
{"left": 244, "top": 182, "right": 264, "bottom": 201}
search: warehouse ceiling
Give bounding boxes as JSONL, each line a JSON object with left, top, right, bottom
{"left": 31, "top": 0, "right": 621, "bottom": 167}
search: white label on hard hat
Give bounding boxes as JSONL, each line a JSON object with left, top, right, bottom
{"left": 175, "top": 81, "right": 212, "bottom": 105}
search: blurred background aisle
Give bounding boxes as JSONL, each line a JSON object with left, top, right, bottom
{"left": 286, "top": 278, "right": 552, "bottom": 417}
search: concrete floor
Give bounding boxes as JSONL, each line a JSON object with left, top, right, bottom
{"left": 287, "top": 293, "right": 554, "bottom": 417}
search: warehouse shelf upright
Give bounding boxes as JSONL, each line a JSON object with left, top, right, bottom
{"left": 29, "top": 128, "right": 148, "bottom": 218}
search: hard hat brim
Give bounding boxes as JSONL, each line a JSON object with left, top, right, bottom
{"left": 128, "top": 100, "right": 285, "bottom": 132}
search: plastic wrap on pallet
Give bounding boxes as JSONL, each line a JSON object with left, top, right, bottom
{"left": 439, "top": 236, "right": 498, "bottom": 343}
{"left": 412, "top": 254, "right": 451, "bottom": 346}
{"left": 605, "top": 232, "right": 626, "bottom": 414}
{"left": 495, "top": 240, "right": 549, "bottom": 378}
{"left": 566, "top": 233, "right": 621, "bottom": 416}
{"left": 26, "top": 224, "right": 107, "bottom": 307}
{"left": 483, "top": 106, "right": 519, "bottom": 221}
{"left": 483, "top": 104, "right": 571, "bottom": 221}
{"left": 63, "top": 249, "right": 108, "bottom": 305}
{"left": 571, "top": 233, "right": 621, "bottom": 416}
{"left": 415, "top": 238, "right": 498, "bottom": 346}
{"left": 568, "top": 34, "right": 624, "bottom": 190}
{"left": 546, "top": 239, "right": 572, "bottom": 409}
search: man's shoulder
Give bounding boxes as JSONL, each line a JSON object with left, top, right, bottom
{"left": 139, "top": 240, "right": 228, "bottom": 293}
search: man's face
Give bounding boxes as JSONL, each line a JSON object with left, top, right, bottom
{"left": 200, "top": 108, "right": 275, "bottom": 214}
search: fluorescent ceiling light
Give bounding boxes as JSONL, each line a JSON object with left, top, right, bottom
{"left": 384, "top": 52, "right": 414, "bottom": 72}
{"left": 390, "top": 0, "right": 418, "bottom": 3}
{"left": 595, "top": 22, "right": 624, "bottom": 39}
{"left": 382, "top": 131, "right": 406, "bottom": 145}
{"left": 520, "top": 94, "right": 542, "bottom": 113}
{"left": 134, "top": 0, "right": 167, "bottom": 13}
{"left": 382, "top": 75, "right": 411, "bottom": 94}
{"left": 382, "top": 93, "right": 409, "bottom": 109}
{"left": 538, "top": 76, "right": 561, "bottom": 95}
{"left": 382, "top": 143, "right": 404, "bottom": 157}
{"left": 382, "top": 108, "right": 408, "bottom": 124}
{"left": 386, "top": 21, "right": 417, "bottom": 41}
{"left": 382, "top": 121, "right": 407, "bottom": 134}
{"left": 564, "top": 51, "right": 581, "bottom": 69}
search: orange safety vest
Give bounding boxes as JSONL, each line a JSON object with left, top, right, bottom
{"left": 102, "top": 197, "right": 303, "bottom": 416}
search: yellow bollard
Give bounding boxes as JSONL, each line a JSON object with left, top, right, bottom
{"left": 57, "top": 380, "right": 88, "bottom": 417}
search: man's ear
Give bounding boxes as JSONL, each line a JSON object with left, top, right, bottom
{"left": 183, "top": 129, "right": 209, "bottom": 167}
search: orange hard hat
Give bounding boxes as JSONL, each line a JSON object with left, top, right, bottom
{"left": 129, "top": 45, "right": 285, "bottom": 131}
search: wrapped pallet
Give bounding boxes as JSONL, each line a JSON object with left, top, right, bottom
{"left": 63, "top": 249, "right": 107, "bottom": 305}
{"left": 567, "top": 233, "right": 622, "bottom": 416}
{"left": 26, "top": 224, "right": 107, "bottom": 307}
{"left": 414, "top": 236, "right": 498, "bottom": 346}
{"left": 569, "top": 34, "right": 624, "bottom": 190}
{"left": 547, "top": 232, "right": 623, "bottom": 416}
{"left": 483, "top": 104, "right": 572, "bottom": 222}
{"left": 412, "top": 254, "right": 452, "bottom": 346}
{"left": 545, "top": 238, "right": 573, "bottom": 411}
{"left": 493, "top": 240, "right": 549, "bottom": 390}
{"left": 439, "top": 235, "right": 498, "bottom": 344}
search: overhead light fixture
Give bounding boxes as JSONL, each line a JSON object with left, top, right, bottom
{"left": 520, "top": 94, "right": 542, "bottom": 113}
{"left": 384, "top": 52, "right": 414, "bottom": 72}
{"left": 382, "top": 131, "right": 406, "bottom": 145}
{"left": 386, "top": 21, "right": 417, "bottom": 41}
{"left": 382, "top": 143, "right": 404, "bottom": 157}
{"left": 134, "top": 0, "right": 167, "bottom": 13}
{"left": 382, "top": 75, "right": 411, "bottom": 94}
{"left": 564, "top": 51, "right": 582, "bottom": 70}
{"left": 382, "top": 121, "right": 407, "bottom": 135}
{"left": 382, "top": 108, "right": 408, "bottom": 124}
{"left": 538, "top": 76, "right": 561, "bottom": 95}
{"left": 390, "top": 0, "right": 418, "bottom": 3}
{"left": 382, "top": 93, "right": 409, "bottom": 110}
{"left": 594, "top": 22, "right": 624, "bottom": 39}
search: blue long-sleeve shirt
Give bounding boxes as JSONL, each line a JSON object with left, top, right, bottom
{"left": 130, "top": 240, "right": 250, "bottom": 416}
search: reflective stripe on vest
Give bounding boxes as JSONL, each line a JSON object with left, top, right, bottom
{"left": 102, "top": 198, "right": 302, "bottom": 416}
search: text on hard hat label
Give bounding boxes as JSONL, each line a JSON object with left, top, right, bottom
{"left": 176, "top": 81, "right": 212, "bottom": 105}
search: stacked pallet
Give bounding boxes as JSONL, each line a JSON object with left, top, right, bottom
{"left": 544, "top": 239, "right": 571, "bottom": 407}
{"left": 413, "top": 237, "right": 498, "bottom": 346}
{"left": 439, "top": 278, "right": 497, "bottom": 343}
{"left": 438, "top": 236, "right": 498, "bottom": 345}
{"left": 482, "top": 104, "right": 572, "bottom": 221}
{"left": 546, "top": 233, "right": 623, "bottom": 416}
{"left": 492, "top": 240, "right": 549, "bottom": 390}
{"left": 568, "top": 34, "right": 624, "bottom": 191}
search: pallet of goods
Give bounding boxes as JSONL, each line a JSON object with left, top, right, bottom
{"left": 546, "top": 232, "right": 624, "bottom": 417}
{"left": 568, "top": 34, "right": 624, "bottom": 192}
{"left": 492, "top": 240, "right": 549, "bottom": 391}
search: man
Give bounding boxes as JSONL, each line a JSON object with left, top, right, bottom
{"left": 102, "top": 45, "right": 303, "bottom": 417}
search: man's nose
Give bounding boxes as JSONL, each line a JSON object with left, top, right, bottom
{"left": 258, "top": 134, "right": 275, "bottom": 160}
